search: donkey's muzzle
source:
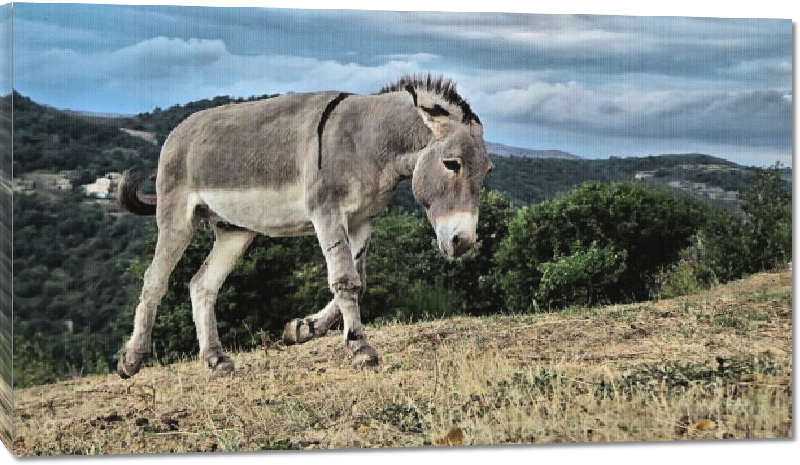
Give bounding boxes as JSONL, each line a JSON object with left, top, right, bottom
{"left": 439, "top": 231, "right": 476, "bottom": 259}
{"left": 434, "top": 211, "right": 478, "bottom": 259}
{"left": 450, "top": 234, "right": 475, "bottom": 258}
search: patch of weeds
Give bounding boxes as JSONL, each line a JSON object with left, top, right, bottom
{"left": 559, "top": 304, "right": 595, "bottom": 317}
{"left": 294, "top": 399, "right": 327, "bottom": 428}
{"left": 460, "top": 368, "right": 567, "bottom": 418}
{"left": 596, "top": 356, "right": 785, "bottom": 399}
{"left": 679, "top": 301, "right": 693, "bottom": 316}
{"left": 723, "top": 301, "right": 788, "bottom": 322}
{"left": 258, "top": 438, "right": 297, "bottom": 450}
{"left": 606, "top": 306, "right": 638, "bottom": 323}
{"left": 679, "top": 324, "right": 697, "bottom": 338}
{"left": 716, "top": 356, "right": 783, "bottom": 378}
{"left": 374, "top": 403, "right": 426, "bottom": 433}
{"left": 84, "top": 445, "right": 103, "bottom": 455}
{"left": 744, "top": 289, "right": 792, "bottom": 304}
{"left": 617, "top": 423, "right": 639, "bottom": 434}
{"left": 501, "top": 368, "right": 562, "bottom": 397}
{"left": 34, "top": 447, "right": 54, "bottom": 456}
{"left": 713, "top": 315, "right": 748, "bottom": 331}
{"left": 324, "top": 406, "right": 345, "bottom": 423}
{"left": 636, "top": 304, "right": 656, "bottom": 314}
{"left": 385, "top": 362, "right": 403, "bottom": 373}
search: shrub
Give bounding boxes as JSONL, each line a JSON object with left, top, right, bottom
{"left": 496, "top": 182, "right": 704, "bottom": 311}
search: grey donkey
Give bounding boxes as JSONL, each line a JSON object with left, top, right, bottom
{"left": 117, "top": 75, "right": 493, "bottom": 378}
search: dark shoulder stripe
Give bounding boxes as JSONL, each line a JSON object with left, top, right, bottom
{"left": 318, "top": 92, "right": 352, "bottom": 169}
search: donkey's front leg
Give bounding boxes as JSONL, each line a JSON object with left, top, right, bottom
{"left": 313, "top": 214, "right": 379, "bottom": 368}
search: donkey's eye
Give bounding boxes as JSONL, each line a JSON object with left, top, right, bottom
{"left": 443, "top": 158, "right": 461, "bottom": 175}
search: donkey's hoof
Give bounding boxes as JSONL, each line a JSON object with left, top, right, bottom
{"left": 282, "top": 319, "right": 301, "bottom": 345}
{"left": 117, "top": 352, "right": 144, "bottom": 379}
{"left": 352, "top": 346, "right": 380, "bottom": 369}
{"left": 207, "top": 355, "right": 235, "bottom": 378}
{"left": 282, "top": 319, "right": 313, "bottom": 346}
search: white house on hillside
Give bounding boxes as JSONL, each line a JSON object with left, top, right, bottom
{"left": 82, "top": 173, "right": 122, "bottom": 199}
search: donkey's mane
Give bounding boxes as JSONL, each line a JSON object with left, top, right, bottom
{"left": 379, "top": 74, "right": 480, "bottom": 124}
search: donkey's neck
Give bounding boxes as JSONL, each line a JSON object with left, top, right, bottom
{"left": 391, "top": 152, "right": 420, "bottom": 181}
{"left": 381, "top": 95, "right": 432, "bottom": 183}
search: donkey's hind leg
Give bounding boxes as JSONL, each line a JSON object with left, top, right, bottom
{"left": 283, "top": 221, "right": 370, "bottom": 345}
{"left": 118, "top": 214, "right": 196, "bottom": 379}
{"left": 190, "top": 225, "right": 255, "bottom": 377}
{"left": 282, "top": 300, "right": 342, "bottom": 345}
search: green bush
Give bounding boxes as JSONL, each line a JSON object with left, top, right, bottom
{"left": 657, "top": 261, "right": 709, "bottom": 300}
{"left": 536, "top": 243, "right": 627, "bottom": 307}
{"left": 445, "top": 190, "right": 514, "bottom": 314}
{"left": 496, "top": 182, "right": 704, "bottom": 311}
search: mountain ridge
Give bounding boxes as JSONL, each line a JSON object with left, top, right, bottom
{"left": 485, "top": 142, "right": 580, "bottom": 159}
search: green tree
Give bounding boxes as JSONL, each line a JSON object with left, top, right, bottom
{"left": 740, "top": 163, "right": 792, "bottom": 271}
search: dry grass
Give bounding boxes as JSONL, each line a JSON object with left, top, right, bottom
{"left": 1, "top": 378, "right": 11, "bottom": 449}
{"left": 10, "top": 270, "right": 792, "bottom": 456}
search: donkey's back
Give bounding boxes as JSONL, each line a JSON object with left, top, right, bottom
{"left": 162, "top": 91, "right": 343, "bottom": 192}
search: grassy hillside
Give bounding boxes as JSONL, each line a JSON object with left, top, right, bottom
{"left": 0, "top": 93, "right": 10, "bottom": 183}
{"left": 1, "top": 93, "right": 12, "bottom": 450}
{"left": 10, "top": 269, "right": 792, "bottom": 455}
{"left": 10, "top": 93, "right": 160, "bottom": 178}
{"left": 0, "top": 179, "right": 12, "bottom": 392}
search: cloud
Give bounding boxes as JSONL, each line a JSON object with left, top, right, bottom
{"left": 0, "top": 10, "right": 10, "bottom": 92}
{"left": 15, "top": 36, "right": 435, "bottom": 112}
{"left": 470, "top": 80, "right": 791, "bottom": 148}
{"left": 378, "top": 53, "right": 440, "bottom": 63}
{"left": 370, "top": 13, "right": 788, "bottom": 57}
{"left": 107, "top": 37, "right": 229, "bottom": 79}
{"left": 13, "top": 19, "right": 101, "bottom": 48}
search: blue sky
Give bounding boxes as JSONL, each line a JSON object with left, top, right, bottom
{"left": 9, "top": 2, "right": 793, "bottom": 166}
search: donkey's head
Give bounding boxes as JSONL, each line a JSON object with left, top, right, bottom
{"left": 383, "top": 75, "right": 492, "bottom": 258}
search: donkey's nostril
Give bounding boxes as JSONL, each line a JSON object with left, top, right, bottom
{"left": 452, "top": 235, "right": 461, "bottom": 248}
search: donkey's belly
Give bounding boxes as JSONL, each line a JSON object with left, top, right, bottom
{"left": 196, "top": 187, "right": 314, "bottom": 236}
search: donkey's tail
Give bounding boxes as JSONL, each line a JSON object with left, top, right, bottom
{"left": 118, "top": 168, "right": 157, "bottom": 216}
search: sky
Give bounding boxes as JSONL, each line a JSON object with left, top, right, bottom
{"left": 8, "top": 2, "right": 794, "bottom": 166}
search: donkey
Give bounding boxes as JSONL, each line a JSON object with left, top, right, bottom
{"left": 116, "top": 75, "right": 492, "bottom": 378}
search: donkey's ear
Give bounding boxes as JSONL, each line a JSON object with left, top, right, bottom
{"left": 417, "top": 107, "right": 450, "bottom": 139}
{"left": 420, "top": 110, "right": 452, "bottom": 139}
{"left": 414, "top": 101, "right": 451, "bottom": 138}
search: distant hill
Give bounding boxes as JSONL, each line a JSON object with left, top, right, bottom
{"left": 486, "top": 142, "right": 580, "bottom": 159}
{"left": 9, "top": 92, "right": 160, "bottom": 178}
